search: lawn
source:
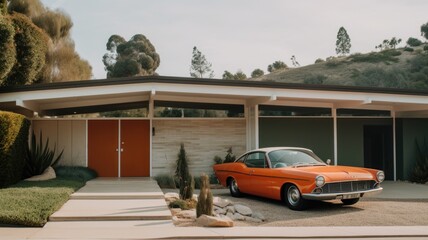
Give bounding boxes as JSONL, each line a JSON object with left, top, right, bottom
{"left": 0, "top": 167, "right": 96, "bottom": 227}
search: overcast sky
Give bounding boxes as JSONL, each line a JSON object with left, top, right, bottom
{"left": 41, "top": 0, "right": 428, "bottom": 80}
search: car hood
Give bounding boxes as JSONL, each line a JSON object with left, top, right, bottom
{"left": 290, "top": 165, "right": 375, "bottom": 182}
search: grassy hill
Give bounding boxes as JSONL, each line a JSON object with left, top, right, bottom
{"left": 253, "top": 44, "right": 428, "bottom": 90}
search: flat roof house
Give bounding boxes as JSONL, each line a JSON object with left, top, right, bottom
{"left": 1, "top": 75, "right": 428, "bottom": 180}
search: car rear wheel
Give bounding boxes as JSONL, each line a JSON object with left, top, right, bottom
{"left": 341, "top": 198, "right": 360, "bottom": 205}
{"left": 284, "top": 184, "right": 308, "bottom": 211}
{"left": 229, "top": 178, "right": 242, "bottom": 197}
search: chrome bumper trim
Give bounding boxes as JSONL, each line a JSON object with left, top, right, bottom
{"left": 302, "top": 187, "right": 383, "bottom": 200}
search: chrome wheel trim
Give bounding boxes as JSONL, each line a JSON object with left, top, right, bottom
{"left": 287, "top": 186, "right": 301, "bottom": 206}
{"left": 231, "top": 179, "right": 239, "bottom": 193}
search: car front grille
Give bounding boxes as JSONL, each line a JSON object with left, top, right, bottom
{"left": 321, "top": 180, "right": 377, "bottom": 193}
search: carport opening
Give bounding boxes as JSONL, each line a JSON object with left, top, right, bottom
{"left": 363, "top": 125, "right": 393, "bottom": 180}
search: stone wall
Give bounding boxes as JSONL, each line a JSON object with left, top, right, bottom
{"left": 152, "top": 119, "right": 246, "bottom": 176}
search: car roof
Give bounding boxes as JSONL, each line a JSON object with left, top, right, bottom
{"left": 249, "top": 147, "right": 314, "bottom": 153}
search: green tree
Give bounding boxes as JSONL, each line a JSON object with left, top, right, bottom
{"left": 175, "top": 144, "right": 194, "bottom": 200}
{"left": 251, "top": 68, "right": 264, "bottom": 78}
{"left": 103, "top": 34, "right": 160, "bottom": 78}
{"left": 190, "top": 46, "right": 214, "bottom": 78}
{"left": 0, "top": 16, "right": 16, "bottom": 84}
{"left": 335, "top": 26, "right": 351, "bottom": 55}
{"left": 0, "top": 0, "right": 7, "bottom": 15}
{"left": 406, "top": 37, "right": 423, "bottom": 47}
{"left": 267, "top": 60, "right": 287, "bottom": 73}
{"left": 3, "top": 13, "right": 48, "bottom": 86}
{"left": 421, "top": 22, "right": 428, "bottom": 40}
{"left": 8, "top": 0, "right": 92, "bottom": 83}
{"left": 222, "top": 70, "right": 247, "bottom": 80}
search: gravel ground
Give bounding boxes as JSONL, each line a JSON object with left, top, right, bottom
{"left": 163, "top": 188, "right": 428, "bottom": 227}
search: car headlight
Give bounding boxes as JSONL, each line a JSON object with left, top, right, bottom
{"left": 376, "top": 171, "right": 385, "bottom": 183}
{"left": 315, "top": 175, "right": 325, "bottom": 187}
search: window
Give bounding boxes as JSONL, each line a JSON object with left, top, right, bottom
{"left": 244, "top": 152, "right": 267, "bottom": 168}
{"left": 268, "top": 149, "right": 325, "bottom": 168}
{"left": 259, "top": 105, "right": 331, "bottom": 117}
{"left": 337, "top": 109, "right": 390, "bottom": 117}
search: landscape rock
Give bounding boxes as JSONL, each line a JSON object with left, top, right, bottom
{"left": 215, "top": 208, "right": 227, "bottom": 215}
{"left": 196, "top": 214, "right": 234, "bottom": 227}
{"left": 232, "top": 213, "right": 245, "bottom": 221}
{"left": 176, "top": 209, "right": 196, "bottom": 219}
{"left": 170, "top": 208, "right": 181, "bottom": 216}
{"left": 25, "top": 167, "right": 56, "bottom": 181}
{"left": 213, "top": 197, "right": 231, "bottom": 208}
{"left": 164, "top": 192, "right": 179, "bottom": 202}
{"left": 172, "top": 216, "right": 194, "bottom": 224}
{"left": 226, "top": 205, "right": 235, "bottom": 214}
{"left": 226, "top": 212, "right": 234, "bottom": 219}
{"left": 234, "top": 204, "right": 252, "bottom": 216}
{"left": 245, "top": 216, "right": 263, "bottom": 223}
{"left": 192, "top": 194, "right": 198, "bottom": 202}
{"left": 252, "top": 212, "right": 266, "bottom": 221}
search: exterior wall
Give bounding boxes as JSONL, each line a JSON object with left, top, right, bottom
{"left": 152, "top": 119, "right": 246, "bottom": 176}
{"left": 337, "top": 118, "right": 392, "bottom": 167}
{"left": 396, "top": 118, "right": 428, "bottom": 180}
{"left": 259, "top": 118, "right": 334, "bottom": 161}
{"left": 32, "top": 120, "right": 86, "bottom": 166}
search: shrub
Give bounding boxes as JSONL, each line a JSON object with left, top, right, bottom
{"left": 54, "top": 166, "right": 97, "bottom": 182}
{"left": 325, "top": 57, "right": 341, "bottom": 67}
{"left": 424, "top": 45, "right": 428, "bottom": 52}
{"left": 24, "top": 131, "right": 63, "bottom": 178}
{"left": 350, "top": 50, "right": 400, "bottom": 64}
{"left": 409, "top": 138, "right": 428, "bottom": 184}
{"left": 213, "top": 155, "right": 223, "bottom": 165}
{"left": 0, "top": 16, "right": 16, "bottom": 84}
{"left": 175, "top": 144, "right": 194, "bottom": 200}
{"left": 223, "top": 147, "right": 236, "bottom": 163}
{"left": 154, "top": 174, "right": 176, "bottom": 188}
{"left": 303, "top": 74, "right": 327, "bottom": 84}
{"left": 404, "top": 47, "right": 414, "bottom": 52}
{"left": 168, "top": 199, "right": 196, "bottom": 210}
{"left": 196, "top": 174, "right": 213, "bottom": 217}
{"left": 314, "top": 58, "right": 325, "bottom": 63}
{"left": 406, "top": 37, "right": 423, "bottom": 47}
{"left": 0, "top": 111, "right": 30, "bottom": 188}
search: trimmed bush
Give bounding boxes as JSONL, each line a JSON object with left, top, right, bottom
{"left": 154, "top": 174, "right": 176, "bottom": 188}
{"left": 54, "top": 166, "right": 97, "bottom": 182}
{"left": 0, "top": 16, "right": 16, "bottom": 84}
{"left": 175, "top": 144, "right": 194, "bottom": 200}
{"left": 0, "top": 111, "right": 30, "bottom": 188}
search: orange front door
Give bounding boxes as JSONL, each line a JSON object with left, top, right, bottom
{"left": 88, "top": 120, "right": 119, "bottom": 177}
{"left": 120, "top": 120, "right": 150, "bottom": 177}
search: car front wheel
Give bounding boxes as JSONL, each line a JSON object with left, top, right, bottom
{"left": 229, "top": 178, "right": 242, "bottom": 197}
{"left": 341, "top": 198, "right": 360, "bottom": 205}
{"left": 284, "top": 184, "right": 308, "bottom": 211}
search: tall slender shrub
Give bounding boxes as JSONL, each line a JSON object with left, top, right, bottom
{"left": 0, "top": 111, "right": 30, "bottom": 187}
{"left": 196, "top": 173, "right": 213, "bottom": 217}
{"left": 175, "top": 143, "right": 194, "bottom": 200}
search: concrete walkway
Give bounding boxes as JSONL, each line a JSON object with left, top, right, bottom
{"left": 49, "top": 178, "right": 172, "bottom": 222}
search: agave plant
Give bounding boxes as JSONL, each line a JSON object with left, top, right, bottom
{"left": 24, "top": 131, "right": 63, "bottom": 178}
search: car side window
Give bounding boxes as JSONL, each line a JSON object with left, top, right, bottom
{"left": 236, "top": 154, "right": 247, "bottom": 163}
{"left": 244, "top": 152, "right": 267, "bottom": 168}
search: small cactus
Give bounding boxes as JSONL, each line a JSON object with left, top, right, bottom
{"left": 196, "top": 173, "right": 213, "bottom": 217}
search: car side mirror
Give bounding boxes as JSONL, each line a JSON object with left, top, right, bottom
{"left": 326, "top": 159, "right": 331, "bottom": 165}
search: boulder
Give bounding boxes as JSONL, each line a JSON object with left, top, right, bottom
{"left": 213, "top": 197, "right": 231, "bottom": 208}
{"left": 226, "top": 205, "right": 235, "bottom": 214}
{"left": 232, "top": 213, "right": 245, "bottom": 221}
{"left": 252, "top": 212, "right": 266, "bottom": 221}
{"left": 226, "top": 212, "right": 234, "bottom": 219}
{"left": 172, "top": 216, "right": 194, "bottom": 224}
{"left": 215, "top": 208, "right": 227, "bottom": 215}
{"left": 196, "top": 214, "right": 234, "bottom": 227}
{"left": 176, "top": 209, "right": 196, "bottom": 219}
{"left": 170, "top": 208, "right": 181, "bottom": 216}
{"left": 164, "top": 192, "right": 179, "bottom": 202}
{"left": 25, "top": 167, "right": 56, "bottom": 181}
{"left": 234, "top": 204, "right": 252, "bottom": 216}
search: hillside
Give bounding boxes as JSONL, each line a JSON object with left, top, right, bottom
{"left": 253, "top": 44, "right": 428, "bottom": 90}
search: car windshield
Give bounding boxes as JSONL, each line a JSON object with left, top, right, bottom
{"left": 268, "top": 149, "right": 325, "bottom": 168}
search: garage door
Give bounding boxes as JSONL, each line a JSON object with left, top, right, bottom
{"left": 88, "top": 120, "right": 150, "bottom": 177}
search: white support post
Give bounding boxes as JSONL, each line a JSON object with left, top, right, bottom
{"left": 245, "top": 104, "right": 259, "bottom": 151}
{"left": 392, "top": 111, "right": 397, "bottom": 181}
{"left": 332, "top": 108, "right": 338, "bottom": 166}
{"left": 255, "top": 104, "right": 259, "bottom": 149}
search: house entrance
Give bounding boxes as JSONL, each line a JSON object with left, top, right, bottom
{"left": 363, "top": 125, "right": 393, "bottom": 180}
{"left": 88, "top": 119, "right": 150, "bottom": 177}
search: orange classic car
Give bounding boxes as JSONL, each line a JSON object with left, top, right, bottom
{"left": 213, "top": 147, "right": 384, "bottom": 210}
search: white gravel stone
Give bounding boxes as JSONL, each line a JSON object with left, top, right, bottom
{"left": 213, "top": 197, "right": 231, "bottom": 208}
{"left": 234, "top": 204, "right": 252, "bottom": 216}
{"left": 252, "top": 212, "right": 266, "bottom": 221}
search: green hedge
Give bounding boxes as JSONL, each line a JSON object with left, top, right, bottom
{"left": 0, "top": 111, "right": 30, "bottom": 188}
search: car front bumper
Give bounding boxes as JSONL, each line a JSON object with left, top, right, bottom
{"left": 302, "top": 187, "right": 383, "bottom": 200}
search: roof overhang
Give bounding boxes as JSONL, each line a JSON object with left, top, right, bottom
{"left": 1, "top": 75, "right": 428, "bottom": 118}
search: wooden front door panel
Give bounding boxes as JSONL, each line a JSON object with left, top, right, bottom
{"left": 88, "top": 120, "right": 119, "bottom": 177}
{"left": 120, "top": 120, "right": 150, "bottom": 177}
